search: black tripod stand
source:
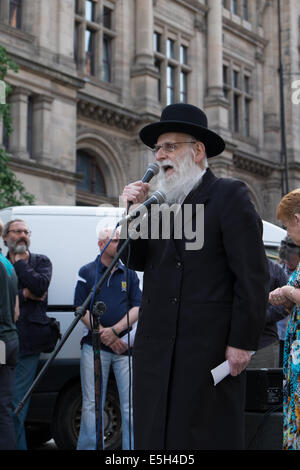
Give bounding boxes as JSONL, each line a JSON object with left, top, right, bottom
{"left": 91, "top": 300, "right": 106, "bottom": 450}
{"left": 14, "top": 235, "right": 131, "bottom": 450}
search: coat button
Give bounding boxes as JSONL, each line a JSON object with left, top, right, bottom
{"left": 171, "top": 297, "right": 178, "bottom": 304}
{"left": 176, "top": 261, "right": 182, "bottom": 268}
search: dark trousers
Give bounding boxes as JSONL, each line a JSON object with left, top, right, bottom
{"left": 0, "top": 338, "right": 19, "bottom": 450}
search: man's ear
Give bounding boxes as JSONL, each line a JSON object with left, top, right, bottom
{"left": 193, "top": 141, "right": 206, "bottom": 165}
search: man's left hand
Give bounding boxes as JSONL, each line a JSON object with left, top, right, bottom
{"left": 225, "top": 346, "right": 252, "bottom": 376}
{"left": 110, "top": 339, "right": 128, "bottom": 355}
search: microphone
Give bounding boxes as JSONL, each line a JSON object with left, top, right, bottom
{"left": 127, "top": 163, "right": 160, "bottom": 211}
{"left": 118, "top": 190, "right": 166, "bottom": 226}
{"left": 141, "top": 163, "right": 160, "bottom": 183}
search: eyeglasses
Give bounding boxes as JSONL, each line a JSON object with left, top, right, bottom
{"left": 151, "top": 141, "right": 196, "bottom": 155}
{"left": 7, "top": 229, "right": 31, "bottom": 236}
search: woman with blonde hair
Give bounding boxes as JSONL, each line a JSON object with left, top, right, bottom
{"left": 269, "top": 188, "right": 300, "bottom": 450}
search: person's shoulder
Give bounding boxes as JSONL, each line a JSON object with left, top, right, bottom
{"left": 212, "top": 175, "right": 249, "bottom": 202}
{"left": 215, "top": 175, "right": 246, "bottom": 190}
{"left": 78, "top": 259, "right": 97, "bottom": 276}
{"left": 0, "top": 253, "right": 14, "bottom": 276}
{"left": 30, "top": 252, "right": 52, "bottom": 264}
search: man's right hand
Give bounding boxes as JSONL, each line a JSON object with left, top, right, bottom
{"left": 122, "top": 181, "right": 150, "bottom": 206}
{"left": 23, "top": 288, "right": 47, "bottom": 301}
{"left": 14, "top": 252, "right": 29, "bottom": 263}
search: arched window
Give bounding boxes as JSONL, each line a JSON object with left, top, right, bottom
{"left": 76, "top": 150, "right": 106, "bottom": 204}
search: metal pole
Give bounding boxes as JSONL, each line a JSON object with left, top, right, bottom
{"left": 92, "top": 301, "right": 106, "bottom": 450}
{"left": 277, "top": 0, "right": 289, "bottom": 196}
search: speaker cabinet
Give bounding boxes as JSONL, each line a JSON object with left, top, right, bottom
{"left": 246, "top": 368, "right": 283, "bottom": 412}
{"left": 245, "top": 368, "right": 283, "bottom": 450}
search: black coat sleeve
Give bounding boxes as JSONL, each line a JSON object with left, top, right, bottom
{"left": 14, "top": 255, "right": 52, "bottom": 298}
{"left": 218, "top": 179, "right": 270, "bottom": 351}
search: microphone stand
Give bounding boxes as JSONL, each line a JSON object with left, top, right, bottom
{"left": 92, "top": 300, "right": 106, "bottom": 450}
{"left": 14, "top": 235, "right": 132, "bottom": 448}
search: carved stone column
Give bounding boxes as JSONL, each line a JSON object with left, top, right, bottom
{"left": 135, "top": 0, "right": 154, "bottom": 68}
{"left": 207, "top": 0, "right": 223, "bottom": 98}
{"left": 131, "top": 0, "right": 160, "bottom": 113}
{"left": 9, "top": 87, "right": 31, "bottom": 160}
{"left": 262, "top": 0, "right": 281, "bottom": 161}
{"left": 204, "top": 0, "right": 230, "bottom": 139}
{"left": 32, "top": 94, "right": 54, "bottom": 164}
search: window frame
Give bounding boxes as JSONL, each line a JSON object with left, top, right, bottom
{"left": 153, "top": 27, "right": 191, "bottom": 106}
{"left": 74, "top": 0, "right": 117, "bottom": 84}
{"left": 223, "top": 60, "right": 253, "bottom": 138}
{"left": 76, "top": 149, "right": 107, "bottom": 196}
{"left": 9, "top": 0, "right": 22, "bottom": 29}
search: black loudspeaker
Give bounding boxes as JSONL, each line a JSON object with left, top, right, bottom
{"left": 245, "top": 412, "right": 283, "bottom": 450}
{"left": 245, "top": 368, "right": 283, "bottom": 412}
{"left": 245, "top": 368, "right": 283, "bottom": 450}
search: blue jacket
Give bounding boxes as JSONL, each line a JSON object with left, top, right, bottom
{"left": 12, "top": 252, "right": 52, "bottom": 356}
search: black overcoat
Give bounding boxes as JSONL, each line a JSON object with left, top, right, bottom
{"left": 121, "top": 169, "right": 269, "bottom": 450}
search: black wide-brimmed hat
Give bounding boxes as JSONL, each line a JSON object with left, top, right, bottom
{"left": 139, "top": 103, "right": 225, "bottom": 158}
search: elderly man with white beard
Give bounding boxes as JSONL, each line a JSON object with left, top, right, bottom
{"left": 119, "top": 103, "right": 269, "bottom": 450}
{"left": 3, "top": 219, "right": 52, "bottom": 450}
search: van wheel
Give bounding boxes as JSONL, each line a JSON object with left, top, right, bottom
{"left": 51, "top": 380, "right": 122, "bottom": 450}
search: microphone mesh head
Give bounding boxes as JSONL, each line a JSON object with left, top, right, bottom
{"left": 148, "top": 162, "right": 160, "bottom": 176}
{"left": 153, "top": 190, "right": 166, "bottom": 204}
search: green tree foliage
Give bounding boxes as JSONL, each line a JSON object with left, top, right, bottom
{"left": 0, "top": 46, "right": 34, "bottom": 209}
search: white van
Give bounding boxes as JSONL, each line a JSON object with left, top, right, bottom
{"left": 0, "top": 205, "right": 286, "bottom": 449}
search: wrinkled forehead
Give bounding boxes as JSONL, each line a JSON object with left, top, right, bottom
{"left": 157, "top": 132, "right": 194, "bottom": 144}
{"left": 9, "top": 221, "right": 29, "bottom": 231}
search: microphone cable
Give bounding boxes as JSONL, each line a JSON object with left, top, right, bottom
{"left": 90, "top": 223, "right": 134, "bottom": 450}
{"left": 88, "top": 224, "right": 119, "bottom": 450}
{"left": 125, "top": 241, "right": 133, "bottom": 450}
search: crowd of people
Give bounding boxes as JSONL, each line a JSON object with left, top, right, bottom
{"left": 0, "top": 102, "right": 299, "bottom": 451}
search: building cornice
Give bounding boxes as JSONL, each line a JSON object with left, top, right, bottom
{"left": 172, "top": 0, "right": 208, "bottom": 14}
{"left": 77, "top": 94, "right": 142, "bottom": 131}
{"left": 233, "top": 150, "right": 280, "bottom": 177}
{"left": 223, "top": 17, "right": 268, "bottom": 49}
{"left": 5, "top": 47, "right": 85, "bottom": 90}
{"left": 7, "top": 156, "right": 81, "bottom": 184}
{"left": 0, "top": 22, "right": 35, "bottom": 44}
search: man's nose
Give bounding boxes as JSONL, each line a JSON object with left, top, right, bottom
{"left": 155, "top": 147, "right": 167, "bottom": 162}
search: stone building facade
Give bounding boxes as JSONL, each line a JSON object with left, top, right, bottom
{"left": 0, "top": 0, "right": 299, "bottom": 222}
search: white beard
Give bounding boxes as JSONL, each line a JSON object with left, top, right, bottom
{"left": 156, "top": 150, "right": 206, "bottom": 205}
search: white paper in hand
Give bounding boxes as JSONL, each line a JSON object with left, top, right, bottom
{"left": 211, "top": 360, "right": 231, "bottom": 386}
{"left": 211, "top": 352, "right": 255, "bottom": 386}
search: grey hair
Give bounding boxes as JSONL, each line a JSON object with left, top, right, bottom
{"left": 2, "top": 219, "right": 27, "bottom": 238}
